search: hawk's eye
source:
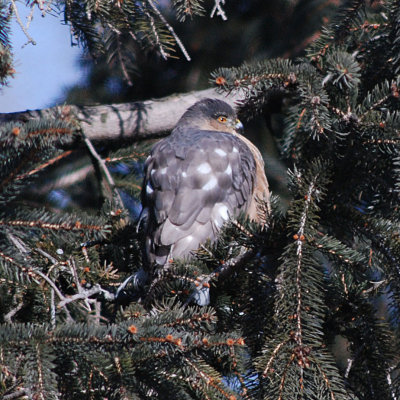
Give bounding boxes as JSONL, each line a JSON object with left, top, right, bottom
{"left": 217, "top": 116, "right": 227, "bottom": 123}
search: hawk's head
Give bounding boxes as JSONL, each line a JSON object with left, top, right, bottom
{"left": 177, "top": 98, "right": 244, "bottom": 135}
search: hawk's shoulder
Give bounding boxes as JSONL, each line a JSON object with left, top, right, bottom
{"left": 144, "top": 127, "right": 256, "bottom": 200}
{"left": 149, "top": 127, "right": 255, "bottom": 164}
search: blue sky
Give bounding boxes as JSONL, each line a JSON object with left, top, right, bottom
{"left": 0, "top": 5, "right": 83, "bottom": 113}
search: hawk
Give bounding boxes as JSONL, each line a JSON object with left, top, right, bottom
{"left": 141, "top": 98, "right": 270, "bottom": 272}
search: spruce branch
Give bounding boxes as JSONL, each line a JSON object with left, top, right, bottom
{"left": 313, "top": 359, "right": 337, "bottom": 400}
{"left": 256, "top": 161, "right": 353, "bottom": 399}
{"left": 261, "top": 339, "right": 289, "bottom": 378}
{"left": 173, "top": 0, "right": 205, "bottom": 21}
{"left": 3, "top": 2, "right": 400, "bottom": 397}
{"left": 182, "top": 356, "right": 235, "bottom": 399}
{"left": 0, "top": 218, "right": 105, "bottom": 233}
{"left": 143, "top": 8, "right": 170, "bottom": 60}
{"left": 291, "top": 171, "right": 321, "bottom": 372}
{"left": 34, "top": 343, "right": 45, "bottom": 400}
{"left": 146, "top": 0, "right": 191, "bottom": 61}
{"left": 0, "top": 250, "right": 40, "bottom": 285}
{"left": 14, "top": 150, "right": 74, "bottom": 182}
{"left": 2, "top": 389, "right": 27, "bottom": 400}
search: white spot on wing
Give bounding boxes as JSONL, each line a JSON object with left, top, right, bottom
{"left": 182, "top": 171, "right": 187, "bottom": 177}
{"left": 202, "top": 177, "right": 217, "bottom": 191}
{"left": 197, "top": 163, "right": 212, "bottom": 174}
{"left": 233, "top": 147, "right": 239, "bottom": 153}
{"left": 213, "top": 218, "right": 221, "bottom": 228}
{"left": 224, "top": 164, "right": 232, "bottom": 175}
{"left": 160, "top": 167, "right": 167, "bottom": 174}
{"left": 215, "top": 148, "right": 227, "bottom": 157}
{"left": 212, "top": 203, "right": 230, "bottom": 230}
{"left": 146, "top": 184, "right": 154, "bottom": 194}
{"left": 218, "top": 205, "right": 230, "bottom": 221}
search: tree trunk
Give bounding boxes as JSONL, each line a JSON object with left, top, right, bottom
{"left": 0, "top": 88, "right": 243, "bottom": 142}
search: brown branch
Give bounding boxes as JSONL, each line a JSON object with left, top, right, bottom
{"left": 15, "top": 150, "right": 74, "bottom": 181}
{"left": 0, "top": 219, "right": 104, "bottom": 231}
{"left": 0, "top": 88, "right": 243, "bottom": 143}
{"left": 262, "top": 339, "right": 289, "bottom": 378}
{"left": 0, "top": 148, "right": 39, "bottom": 190}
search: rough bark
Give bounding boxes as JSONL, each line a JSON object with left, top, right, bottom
{"left": 0, "top": 88, "right": 243, "bottom": 142}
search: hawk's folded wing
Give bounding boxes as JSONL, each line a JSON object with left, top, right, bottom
{"left": 142, "top": 128, "right": 256, "bottom": 266}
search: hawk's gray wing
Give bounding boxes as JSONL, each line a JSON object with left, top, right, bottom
{"left": 142, "top": 128, "right": 256, "bottom": 267}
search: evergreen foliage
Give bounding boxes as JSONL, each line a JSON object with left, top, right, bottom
{"left": 62, "top": 0, "right": 342, "bottom": 105}
{"left": 0, "top": 0, "right": 13, "bottom": 87}
{"left": 2, "top": 0, "right": 400, "bottom": 399}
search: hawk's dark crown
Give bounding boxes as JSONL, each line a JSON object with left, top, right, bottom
{"left": 178, "top": 98, "right": 236, "bottom": 126}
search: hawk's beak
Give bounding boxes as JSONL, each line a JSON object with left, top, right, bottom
{"left": 235, "top": 119, "right": 244, "bottom": 134}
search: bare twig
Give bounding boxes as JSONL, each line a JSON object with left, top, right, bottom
{"left": 386, "top": 365, "right": 396, "bottom": 400}
{"left": 33, "top": 268, "right": 65, "bottom": 303}
{"left": 67, "top": 257, "right": 92, "bottom": 311}
{"left": 94, "top": 300, "right": 101, "bottom": 325}
{"left": 10, "top": 0, "right": 37, "bottom": 46}
{"left": 84, "top": 136, "right": 126, "bottom": 211}
{"left": 210, "top": 0, "right": 227, "bottom": 21}
{"left": 34, "top": 247, "right": 58, "bottom": 264}
{"left": 50, "top": 288, "right": 56, "bottom": 329}
{"left": 57, "top": 284, "right": 115, "bottom": 308}
{"left": 345, "top": 358, "right": 353, "bottom": 378}
{"left": 25, "top": 6, "right": 35, "bottom": 29}
{"left": 4, "top": 300, "right": 24, "bottom": 323}
{"left": 6, "top": 232, "right": 29, "bottom": 256}
{"left": 29, "top": 267, "right": 74, "bottom": 322}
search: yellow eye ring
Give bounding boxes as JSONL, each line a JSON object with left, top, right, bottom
{"left": 217, "top": 116, "right": 227, "bottom": 123}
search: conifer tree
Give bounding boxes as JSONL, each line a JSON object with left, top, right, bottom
{"left": 1, "top": 1, "right": 400, "bottom": 399}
